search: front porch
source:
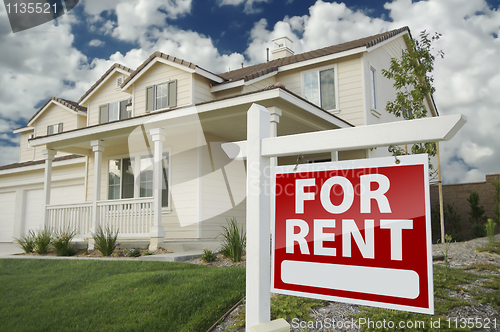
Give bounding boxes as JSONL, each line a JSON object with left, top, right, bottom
{"left": 30, "top": 89, "right": 351, "bottom": 251}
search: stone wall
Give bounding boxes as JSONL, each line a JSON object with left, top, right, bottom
{"left": 430, "top": 174, "right": 499, "bottom": 242}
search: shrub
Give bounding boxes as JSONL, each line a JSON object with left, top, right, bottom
{"left": 127, "top": 248, "right": 141, "bottom": 257}
{"left": 431, "top": 203, "right": 463, "bottom": 243}
{"left": 52, "top": 229, "right": 77, "bottom": 256}
{"left": 92, "top": 225, "right": 118, "bottom": 256}
{"left": 34, "top": 227, "right": 53, "bottom": 254}
{"left": 201, "top": 248, "right": 217, "bottom": 263}
{"left": 218, "top": 217, "right": 246, "bottom": 262}
{"left": 15, "top": 230, "right": 36, "bottom": 253}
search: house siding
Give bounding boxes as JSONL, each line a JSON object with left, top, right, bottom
{"left": 19, "top": 131, "right": 35, "bottom": 163}
{"left": 132, "top": 62, "right": 192, "bottom": 117}
{"left": 193, "top": 75, "right": 215, "bottom": 104}
{"left": 243, "top": 76, "right": 277, "bottom": 93}
{"left": 200, "top": 134, "right": 246, "bottom": 239}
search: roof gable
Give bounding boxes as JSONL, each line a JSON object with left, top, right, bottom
{"left": 120, "top": 52, "right": 223, "bottom": 90}
{"left": 27, "top": 97, "right": 87, "bottom": 127}
{"left": 78, "top": 63, "right": 133, "bottom": 104}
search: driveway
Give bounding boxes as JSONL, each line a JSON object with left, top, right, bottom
{"left": 0, "top": 243, "right": 23, "bottom": 257}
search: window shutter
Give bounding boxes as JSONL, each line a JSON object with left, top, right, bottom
{"left": 146, "top": 86, "right": 154, "bottom": 112}
{"left": 168, "top": 80, "right": 177, "bottom": 108}
{"left": 99, "top": 104, "right": 109, "bottom": 124}
{"left": 47, "top": 126, "right": 51, "bottom": 136}
{"left": 58, "top": 123, "right": 63, "bottom": 133}
{"left": 119, "top": 100, "right": 129, "bottom": 119}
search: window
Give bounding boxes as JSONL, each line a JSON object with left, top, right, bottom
{"left": 108, "top": 152, "right": 170, "bottom": 208}
{"left": 370, "top": 67, "right": 377, "bottom": 110}
{"left": 47, "top": 123, "right": 63, "bottom": 135}
{"left": 108, "top": 158, "right": 134, "bottom": 200}
{"left": 99, "top": 99, "right": 130, "bottom": 124}
{"left": 146, "top": 80, "right": 177, "bottom": 112}
{"left": 303, "top": 68, "right": 336, "bottom": 110}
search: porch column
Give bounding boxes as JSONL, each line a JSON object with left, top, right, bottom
{"left": 149, "top": 128, "right": 167, "bottom": 251}
{"left": 268, "top": 107, "right": 282, "bottom": 169}
{"left": 268, "top": 107, "right": 281, "bottom": 235}
{"left": 42, "top": 148, "right": 56, "bottom": 227}
{"left": 89, "top": 140, "right": 105, "bottom": 250}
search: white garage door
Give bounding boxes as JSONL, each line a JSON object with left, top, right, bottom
{"left": 24, "top": 189, "right": 44, "bottom": 234}
{"left": 0, "top": 192, "right": 16, "bottom": 242}
{"left": 23, "top": 185, "right": 84, "bottom": 235}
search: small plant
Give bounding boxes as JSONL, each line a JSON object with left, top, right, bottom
{"left": 201, "top": 248, "right": 217, "bottom": 263}
{"left": 34, "top": 227, "right": 53, "bottom": 254}
{"left": 143, "top": 251, "right": 154, "bottom": 256}
{"left": 218, "top": 217, "right": 246, "bottom": 262}
{"left": 92, "top": 225, "right": 118, "bottom": 256}
{"left": 486, "top": 218, "right": 497, "bottom": 246}
{"left": 437, "top": 234, "right": 453, "bottom": 272}
{"left": 127, "top": 248, "right": 141, "bottom": 257}
{"left": 52, "top": 229, "right": 77, "bottom": 256}
{"left": 15, "top": 230, "right": 36, "bottom": 253}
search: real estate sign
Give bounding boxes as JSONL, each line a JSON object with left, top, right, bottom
{"left": 271, "top": 154, "right": 434, "bottom": 314}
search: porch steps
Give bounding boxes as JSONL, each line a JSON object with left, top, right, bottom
{"left": 138, "top": 250, "right": 202, "bottom": 262}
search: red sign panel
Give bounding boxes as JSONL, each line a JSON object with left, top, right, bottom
{"left": 271, "top": 155, "right": 434, "bottom": 314}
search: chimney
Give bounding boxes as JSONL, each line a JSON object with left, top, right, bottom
{"left": 271, "top": 36, "right": 294, "bottom": 60}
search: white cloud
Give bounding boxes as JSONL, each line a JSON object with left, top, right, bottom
{"left": 218, "top": 0, "right": 270, "bottom": 14}
{"left": 88, "top": 39, "right": 104, "bottom": 47}
{"left": 0, "top": 5, "right": 89, "bottom": 123}
{"left": 82, "top": 0, "right": 192, "bottom": 42}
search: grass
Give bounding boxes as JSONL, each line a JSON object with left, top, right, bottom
{"left": 0, "top": 259, "right": 245, "bottom": 332}
{"left": 476, "top": 241, "right": 500, "bottom": 255}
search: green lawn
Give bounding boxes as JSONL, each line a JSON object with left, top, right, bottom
{"left": 0, "top": 259, "right": 245, "bottom": 332}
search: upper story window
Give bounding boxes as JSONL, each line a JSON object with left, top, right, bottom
{"left": 303, "top": 67, "right": 337, "bottom": 111}
{"left": 47, "top": 123, "right": 63, "bottom": 135}
{"left": 108, "top": 152, "right": 170, "bottom": 208}
{"left": 146, "top": 80, "right": 177, "bottom": 112}
{"left": 99, "top": 99, "right": 130, "bottom": 124}
{"left": 370, "top": 67, "right": 377, "bottom": 110}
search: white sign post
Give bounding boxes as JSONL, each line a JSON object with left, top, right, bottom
{"left": 223, "top": 103, "right": 466, "bottom": 331}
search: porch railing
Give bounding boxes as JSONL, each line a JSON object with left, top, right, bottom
{"left": 46, "top": 197, "right": 154, "bottom": 239}
{"left": 97, "top": 198, "right": 154, "bottom": 236}
{"left": 47, "top": 202, "right": 92, "bottom": 236}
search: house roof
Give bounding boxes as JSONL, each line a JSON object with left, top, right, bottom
{"left": 78, "top": 63, "right": 134, "bottom": 104}
{"left": 0, "top": 154, "right": 84, "bottom": 172}
{"left": 16, "top": 97, "right": 87, "bottom": 131}
{"left": 29, "top": 84, "right": 354, "bottom": 146}
{"left": 217, "top": 26, "right": 410, "bottom": 84}
{"left": 120, "top": 51, "right": 224, "bottom": 90}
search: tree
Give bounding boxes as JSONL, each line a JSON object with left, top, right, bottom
{"left": 382, "top": 30, "right": 445, "bottom": 242}
{"left": 382, "top": 30, "right": 444, "bottom": 165}
{"left": 467, "top": 191, "right": 487, "bottom": 239}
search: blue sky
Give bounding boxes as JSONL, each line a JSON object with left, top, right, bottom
{"left": 0, "top": 0, "right": 499, "bottom": 184}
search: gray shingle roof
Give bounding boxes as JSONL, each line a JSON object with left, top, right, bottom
{"left": 217, "top": 27, "right": 410, "bottom": 84}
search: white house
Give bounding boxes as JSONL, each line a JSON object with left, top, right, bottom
{"left": 0, "top": 26, "right": 437, "bottom": 250}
